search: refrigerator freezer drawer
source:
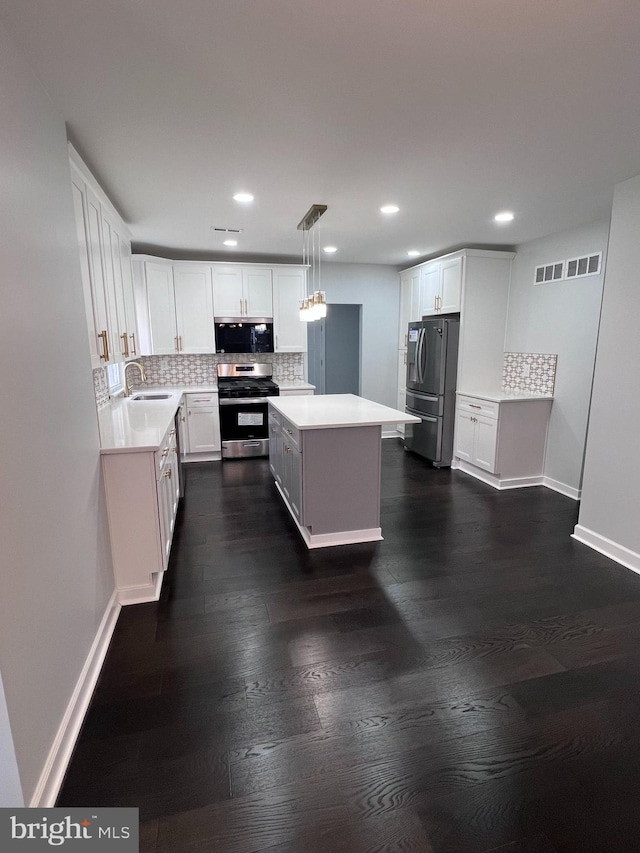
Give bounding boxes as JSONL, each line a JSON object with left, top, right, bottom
{"left": 404, "top": 411, "right": 444, "bottom": 465}
{"left": 406, "top": 390, "right": 444, "bottom": 417}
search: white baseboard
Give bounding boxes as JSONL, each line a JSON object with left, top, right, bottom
{"left": 572, "top": 525, "right": 640, "bottom": 575}
{"left": 382, "top": 429, "right": 400, "bottom": 439}
{"left": 30, "top": 590, "right": 121, "bottom": 807}
{"left": 543, "top": 476, "right": 581, "bottom": 501}
{"left": 118, "top": 571, "right": 164, "bottom": 605}
{"left": 275, "top": 482, "right": 383, "bottom": 548}
{"left": 456, "top": 460, "right": 543, "bottom": 490}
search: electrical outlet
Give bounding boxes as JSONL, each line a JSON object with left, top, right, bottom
{"left": 521, "top": 363, "right": 530, "bottom": 378}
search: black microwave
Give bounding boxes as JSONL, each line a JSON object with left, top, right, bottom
{"left": 214, "top": 319, "right": 274, "bottom": 353}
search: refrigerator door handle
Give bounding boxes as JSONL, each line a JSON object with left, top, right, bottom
{"left": 406, "top": 406, "right": 438, "bottom": 423}
{"left": 416, "top": 328, "right": 425, "bottom": 385}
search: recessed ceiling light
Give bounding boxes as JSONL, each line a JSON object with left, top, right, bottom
{"left": 223, "top": 239, "right": 238, "bottom": 247}
{"left": 494, "top": 210, "right": 515, "bottom": 223}
{"left": 323, "top": 246, "right": 337, "bottom": 254}
{"left": 233, "top": 192, "right": 254, "bottom": 203}
{"left": 407, "top": 250, "right": 421, "bottom": 257}
{"left": 380, "top": 204, "right": 399, "bottom": 214}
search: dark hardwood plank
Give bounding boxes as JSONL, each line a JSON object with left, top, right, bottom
{"left": 57, "top": 443, "right": 640, "bottom": 853}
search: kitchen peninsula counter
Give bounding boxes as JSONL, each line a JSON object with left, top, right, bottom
{"left": 267, "top": 394, "right": 419, "bottom": 548}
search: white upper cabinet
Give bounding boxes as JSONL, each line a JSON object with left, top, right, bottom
{"left": 70, "top": 165, "right": 108, "bottom": 369}
{"left": 212, "top": 265, "right": 273, "bottom": 317}
{"left": 273, "top": 267, "right": 307, "bottom": 352}
{"left": 146, "top": 261, "right": 178, "bottom": 355}
{"left": 420, "top": 263, "right": 441, "bottom": 315}
{"left": 439, "top": 256, "right": 463, "bottom": 313}
{"left": 399, "top": 269, "right": 421, "bottom": 346}
{"left": 173, "top": 264, "right": 215, "bottom": 353}
{"left": 418, "top": 256, "right": 462, "bottom": 315}
{"left": 69, "top": 145, "right": 136, "bottom": 366}
{"left": 244, "top": 267, "right": 273, "bottom": 317}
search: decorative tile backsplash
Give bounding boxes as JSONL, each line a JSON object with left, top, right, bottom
{"left": 93, "top": 367, "right": 110, "bottom": 409}
{"left": 133, "top": 353, "right": 305, "bottom": 389}
{"left": 502, "top": 352, "right": 557, "bottom": 395}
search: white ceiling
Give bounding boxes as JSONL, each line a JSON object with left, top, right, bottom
{"left": 2, "top": 0, "right": 640, "bottom": 265}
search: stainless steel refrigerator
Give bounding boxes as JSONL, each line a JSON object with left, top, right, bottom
{"left": 403, "top": 314, "right": 460, "bottom": 467}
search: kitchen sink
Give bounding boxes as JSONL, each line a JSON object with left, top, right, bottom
{"left": 130, "top": 393, "right": 172, "bottom": 401}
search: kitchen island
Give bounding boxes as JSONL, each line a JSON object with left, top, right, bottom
{"left": 267, "top": 394, "right": 419, "bottom": 548}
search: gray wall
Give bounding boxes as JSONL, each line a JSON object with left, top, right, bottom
{"left": 505, "top": 221, "right": 608, "bottom": 494}
{"left": 577, "top": 175, "right": 640, "bottom": 558}
{"left": 0, "top": 22, "right": 115, "bottom": 803}
{"left": 318, "top": 263, "right": 399, "bottom": 407}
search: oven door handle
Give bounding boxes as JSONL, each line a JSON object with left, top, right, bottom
{"left": 219, "top": 398, "right": 270, "bottom": 406}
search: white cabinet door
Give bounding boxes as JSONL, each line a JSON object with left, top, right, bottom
{"left": 212, "top": 266, "right": 244, "bottom": 316}
{"left": 146, "top": 262, "right": 178, "bottom": 354}
{"left": 283, "top": 439, "right": 303, "bottom": 522}
{"left": 420, "top": 263, "right": 440, "bottom": 315}
{"left": 187, "top": 402, "right": 221, "bottom": 453}
{"left": 70, "top": 170, "right": 105, "bottom": 369}
{"left": 440, "top": 256, "right": 463, "bottom": 313}
{"left": 173, "top": 264, "right": 215, "bottom": 353}
{"left": 397, "top": 349, "right": 407, "bottom": 436}
{"left": 474, "top": 415, "right": 498, "bottom": 472}
{"left": 399, "top": 270, "right": 420, "bottom": 346}
{"left": 273, "top": 267, "right": 306, "bottom": 352}
{"left": 84, "top": 184, "right": 114, "bottom": 363}
{"left": 178, "top": 401, "right": 189, "bottom": 457}
{"left": 120, "top": 239, "right": 139, "bottom": 358}
{"left": 244, "top": 268, "right": 273, "bottom": 316}
{"left": 102, "top": 214, "right": 129, "bottom": 360}
{"left": 454, "top": 410, "right": 475, "bottom": 464}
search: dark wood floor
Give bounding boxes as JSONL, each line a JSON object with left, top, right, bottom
{"left": 58, "top": 441, "right": 640, "bottom": 852}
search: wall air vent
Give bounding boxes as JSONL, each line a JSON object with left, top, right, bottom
{"left": 210, "top": 226, "right": 244, "bottom": 233}
{"left": 566, "top": 252, "right": 602, "bottom": 279}
{"left": 534, "top": 251, "right": 602, "bottom": 285}
{"left": 534, "top": 261, "right": 565, "bottom": 285}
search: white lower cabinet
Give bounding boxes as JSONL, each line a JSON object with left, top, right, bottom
{"left": 269, "top": 412, "right": 303, "bottom": 523}
{"left": 454, "top": 394, "right": 552, "bottom": 488}
{"left": 101, "top": 419, "right": 180, "bottom": 605}
{"left": 185, "top": 392, "right": 221, "bottom": 455}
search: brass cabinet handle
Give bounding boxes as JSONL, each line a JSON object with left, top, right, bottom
{"left": 240, "top": 299, "right": 243, "bottom": 315}
{"left": 404, "top": 352, "right": 407, "bottom": 365}
{"left": 169, "top": 429, "right": 176, "bottom": 436}
{"left": 98, "top": 330, "right": 110, "bottom": 362}
{"left": 244, "top": 298, "right": 248, "bottom": 315}
{"left": 404, "top": 334, "right": 408, "bottom": 347}
{"left": 130, "top": 333, "right": 137, "bottom": 355}
{"left": 175, "top": 336, "right": 180, "bottom": 352}
{"left": 162, "top": 448, "right": 169, "bottom": 457}
{"left": 163, "top": 468, "right": 172, "bottom": 479}
{"left": 121, "top": 332, "right": 129, "bottom": 358}
{"left": 178, "top": 336, "right": 183, "bottom": 351}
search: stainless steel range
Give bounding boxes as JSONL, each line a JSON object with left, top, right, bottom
{"left": 217, "top": 363, "right": 279, "bottom": 458}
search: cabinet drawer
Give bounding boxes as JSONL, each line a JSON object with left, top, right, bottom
{"left": 186, "top": 392, "right": 218, "bottom": 407}
{"left": 269, "top": 409, "right": 282, "bottom": 429}
{"left": 457, "top": 395, "right": 499, "bottom": 419}
{"left": 281, "top": 418, "right": 300, "bottom": 451}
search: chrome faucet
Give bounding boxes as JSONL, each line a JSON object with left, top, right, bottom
{"left": 123, "top": 361, "right": 147, "bottom": 397}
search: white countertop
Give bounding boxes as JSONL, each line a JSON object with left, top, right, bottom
{"left": 98, "top": 385, "right": 220, "bottom": 454}
{"left": 98, "top": 390, "right": 184, "bottom": 454}
{"left": 275, "top": 382, "right": 316, "bottom": 391}
{"left": 457, "top": 389, "right": 554, "bottom": 403}
{"left": 267, "top": 393, "right": 420, "bottom": 430}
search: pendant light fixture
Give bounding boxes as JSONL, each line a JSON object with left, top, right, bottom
{"left": 297, "top": 204, "right": 328, "bottom": 323}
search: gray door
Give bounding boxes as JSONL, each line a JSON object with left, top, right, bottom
{"left": 308, "top": 304, "right": 361, "bottom": 395}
